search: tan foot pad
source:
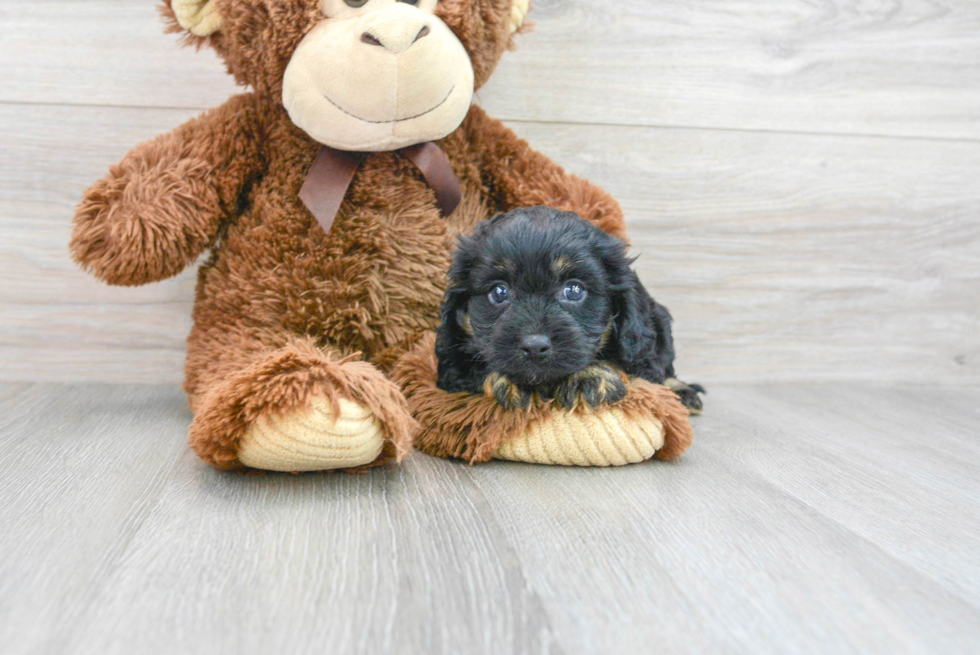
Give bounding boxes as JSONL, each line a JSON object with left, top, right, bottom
{"left": 493, "top": 409, "right": 665, "bottom": 466}
{"left": 237, "top": 397, "right": 385, "bottom": 472}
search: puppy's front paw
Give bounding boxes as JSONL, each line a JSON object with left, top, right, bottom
{"left": 666, "top": 378, "right": 706, "bottom": 414}
{"left": 484, "top": 373, "right": 532, "bottom": 411}
{"left": 553, "top": 363, "right": 627, "bottom": 409}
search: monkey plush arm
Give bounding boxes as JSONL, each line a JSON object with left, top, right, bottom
{"left": 70, "top": 93, "right": 266, "bottom": 286}
{"left": 464, "top": 105, "right": 628, "bottom": 241}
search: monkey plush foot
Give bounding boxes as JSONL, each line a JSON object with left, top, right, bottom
{"left": 187, "top": 341, "right": 416, "bottom": 472}
{"left": 493, "top": 408, "right": 664, "bottom": 466}
{"left": 237, "top": 396, "right": 385, "bottom": 472}
{"left": 392, "top": 333, "right": 694, "bottom": 466}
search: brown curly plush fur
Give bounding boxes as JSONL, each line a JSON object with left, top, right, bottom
{"left": 392, "top": 333, "right": 694, "bottom": 464}
{"left": 70, "top": 0, "right": 655, "bottom": 471}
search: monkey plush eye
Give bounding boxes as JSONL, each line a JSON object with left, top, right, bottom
{"left": 562, "top": 282, "right": 587, "bottom": 303}
{"left": 489, "top": 284, "right": 510, "bottom": 305}
{"left": 344, "top": 0, "right": 369, "bottom": 7}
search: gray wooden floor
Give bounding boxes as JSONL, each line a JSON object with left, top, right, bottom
{"left": 2, "top": 382, "right": 978, "bottom": 654}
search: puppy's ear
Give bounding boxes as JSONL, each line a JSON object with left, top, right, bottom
{"left": 435, "top": 284, "right": 471, "bottom": 387}
{"left": 435, "top": 240, "right": 482, "bottom": 393}
{"left": 598, "top": 234, "right": 675, "bottom": 383}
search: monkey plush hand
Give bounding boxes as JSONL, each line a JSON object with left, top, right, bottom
{"left": 71, "top": 0, "right": 690, "bottom": 472}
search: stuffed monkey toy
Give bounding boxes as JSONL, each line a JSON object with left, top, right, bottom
{"left": 71, "top": 0, "right": 693, "bottom": 472}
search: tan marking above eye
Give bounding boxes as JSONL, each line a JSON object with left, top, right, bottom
{"left": 551, "top": 256, "right": 572, "bottom": 275}
{"left": 494, "top": 258, "right": 516, "bottom": 274}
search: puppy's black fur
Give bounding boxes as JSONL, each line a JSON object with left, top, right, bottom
{"left": 436, "top": 206, "right": 704, "bottom": 411}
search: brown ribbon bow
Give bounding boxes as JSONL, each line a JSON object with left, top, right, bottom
{"left": 299, "top": 142, "right": 463, "bottom": 236}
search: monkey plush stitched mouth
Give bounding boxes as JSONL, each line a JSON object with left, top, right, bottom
{"left": 435, "top": 207, "right": 705, "bottom": 412}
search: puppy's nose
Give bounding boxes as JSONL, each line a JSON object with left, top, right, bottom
{"left": 520, "top": 334, "right": 553, "bottom": 360}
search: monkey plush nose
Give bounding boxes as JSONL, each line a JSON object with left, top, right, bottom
{"left": 360, "top": 10, "right": 431, "bottom": 54}
{"left": 361, "top": 26, "right": 429, "bottom": 51}
{"left": 520, "top": 335, "right": 553, "bottom": 360}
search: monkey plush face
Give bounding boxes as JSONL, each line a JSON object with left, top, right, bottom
{"left": 283, "top": 0, "right": 475, "bottom": 151}
{"left": 165, "top": 0, "right": 529, "bottom": 152}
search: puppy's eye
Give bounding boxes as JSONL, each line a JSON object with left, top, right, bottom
{"left": 344, "top": 0, "right": 369, "bottom": 7}
{"left": 398, "top": 0, "right": 420, "bottom": 4}
{"left": 562, "top": 282, "right": 587, "bottom": 303}
{"left": 489, "top": 284, "right": 510, "bottom": 305}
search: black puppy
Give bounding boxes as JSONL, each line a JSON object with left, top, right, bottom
{"left": 435, "top": 206, "right": 703, "bottom": 411}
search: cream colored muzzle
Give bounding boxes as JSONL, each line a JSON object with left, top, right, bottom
{"left": 282, "top": 3, "right": 475, "bottom": 152}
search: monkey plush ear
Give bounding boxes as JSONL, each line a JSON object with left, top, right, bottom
{"left": 171, "top": 0, "right": 222, "bottom": 37}
{"left": 511, "top": 0, "right": 531, "bottom": 34}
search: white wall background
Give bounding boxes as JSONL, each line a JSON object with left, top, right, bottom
{"left": 1, "top": 0, "right": 978, "bottom": 385}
